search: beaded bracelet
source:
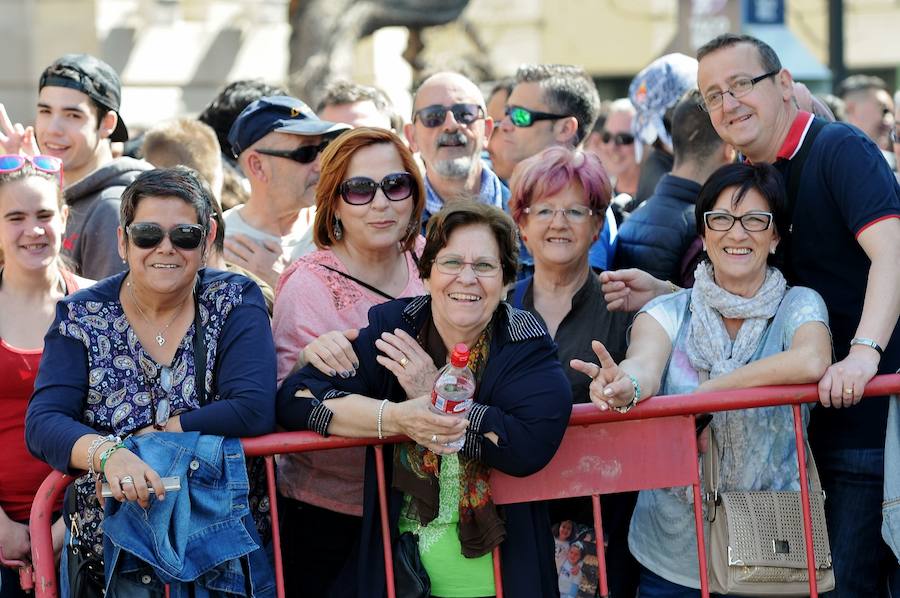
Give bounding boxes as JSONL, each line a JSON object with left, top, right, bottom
{"left": 87, "top": 435, "right": 120, "bottom": 479}
{"left": 613, "top": 374, "right": 642, "bottom": 414}
{"left": 377, "top": 399, "right": 388, "bottom": 440}
{"left": 99, "top": 442, "right": 126, "bottom": 474}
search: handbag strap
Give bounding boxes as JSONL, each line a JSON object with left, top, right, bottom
{"left": 320, "top": 264, "right": 395, "bottom": 301}
{"left": 192, "top": 277, "right": 208, "bottom": 407}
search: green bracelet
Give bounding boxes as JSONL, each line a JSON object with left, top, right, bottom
{"left": 99, "top": 442, "right": 125, "bottom": 473}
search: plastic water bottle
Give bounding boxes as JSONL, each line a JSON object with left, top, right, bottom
{"left": 430, "top": 343, "right": 476, "bottom": 452}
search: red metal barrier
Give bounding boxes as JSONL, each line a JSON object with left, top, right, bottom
{"left": 26, "top": 373, "right": 900, "bottom": 597}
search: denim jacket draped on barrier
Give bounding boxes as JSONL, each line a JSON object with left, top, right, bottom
{"left": 102, "top": 432, "right": 275, "bottom": 597}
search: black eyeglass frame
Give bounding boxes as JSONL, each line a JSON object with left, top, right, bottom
{"left": 700, "top": 70, "right": 781, "bottom": 112}
{"left": 703, "top": 210, "right": 774, "bottom": 232}
{"left": 600, "top": 131, "right": 636, "bottom": 146}
{"left": 255, "top": 139, "right": 332, "bottom": 164}
{"left": 339, "top": 172, "right": 415, "bottom": 206}
{"left": 126, "top": 222, "right": 206, "bottom": 250}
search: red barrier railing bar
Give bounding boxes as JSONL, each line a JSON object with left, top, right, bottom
{"left": 793, "top": 403, "right": 819, "bottom": 597}
{"left": 27, "top": 374, "right": 900, "bottom": 597}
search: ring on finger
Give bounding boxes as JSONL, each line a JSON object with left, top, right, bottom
{"left": 843, "top": 387, "right": 854, "bottom": 396}
{"left": 399, "top": 356, "right": 410, "bottom": 368}
{"left": 120, "top": 475, "right": 135, "bottom": 485}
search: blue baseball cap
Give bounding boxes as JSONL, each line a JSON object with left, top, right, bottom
{"left": 227, "top": 95, "right": 349, "bottom": 157}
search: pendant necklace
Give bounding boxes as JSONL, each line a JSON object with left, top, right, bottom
{"left": 127, "top": 280, "right": 190, "bottom": 347}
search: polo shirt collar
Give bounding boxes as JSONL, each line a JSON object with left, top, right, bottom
{"left": 775, "top": 111, "right": 814, "bottom": 161}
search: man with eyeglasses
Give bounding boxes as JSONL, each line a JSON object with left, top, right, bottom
{"left": 222, "top": 96, "right": 349, "bottom": 287}
{"left": 606, "top": 33, "right": 900, "bottom": 596}
{"left": 404, "top": 72, "right": 507, "bottom": 225}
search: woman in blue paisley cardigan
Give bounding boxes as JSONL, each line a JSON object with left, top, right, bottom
{"left": 25, "top": 167, "right": 276, "bottom": 594}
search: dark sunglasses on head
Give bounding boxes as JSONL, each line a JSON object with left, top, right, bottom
{"left": 505, "top": 105, "right": 570, "bottom": 128}
{"left": 340, "top": 172, "right": 414, "bottom": 205}
{"left": 414, "top": 103, "right": 484, "bottom": 128}
{"left": 127, "top": 222, "right": 206, "bottom": 250}
{"left": 601, "top": 131, "right": 635, "bottom": 146}
{"left": 256, "top": 139, "right": 331, "bottom": 164}
{"left": 0, "top": 154, "right": 64, "bottom": 189}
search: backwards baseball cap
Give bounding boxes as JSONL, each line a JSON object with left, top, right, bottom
{"left": 39, "top": 54, "right": 129, "bottom": 142}
{"left": 227, "top": 95, "right": 350, "bottom": 158}
{"left": 628, "top": 53, "right": 698, "bottom": 161}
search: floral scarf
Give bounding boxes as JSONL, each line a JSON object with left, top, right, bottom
{"left": 392, "top": 313, "right": 505, "bottom": 558}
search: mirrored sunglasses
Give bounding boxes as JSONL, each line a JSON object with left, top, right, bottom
{"left": 340, "top": 172, "right": 414, "bottom": 205}
{"left": 127, "top": 222, "right": 206, "bottom": 250}
{"left": 0, "top": 154, "right": 64, "bottom": 189}
{"left": 505, "top": 105, "right": 569, "bottom": 128}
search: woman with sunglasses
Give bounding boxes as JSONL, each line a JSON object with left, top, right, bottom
{"left": 0, "top": 155, "right": 89, "bottom": 598}
{"left": 506, "top": 146, "right": 640, "bottom": 597}
{"left": 278, "top": 200, "right": 572, "bottom": 598}
{"left": 588, "top": 99, "right": 640, "bottom": 203}
{"left": 270, "top": 127, "right": 426, "bottom": 596}
{"left": 571, "top": 163, "right": 832, "bottom": 596}
{"left": 26, "top": 167, "right": 277, "bottom": 595}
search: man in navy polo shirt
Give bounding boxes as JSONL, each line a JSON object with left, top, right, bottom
{"left": 696, "top": 34, "right": 900, "bottom": 597}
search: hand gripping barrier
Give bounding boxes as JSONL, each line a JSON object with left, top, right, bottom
{"left": 26, "top": 373, "right": 900, "bottom": 598}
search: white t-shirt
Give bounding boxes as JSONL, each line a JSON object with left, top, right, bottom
{"left": 222, "top": 204, "right": 316, "bottom": 263}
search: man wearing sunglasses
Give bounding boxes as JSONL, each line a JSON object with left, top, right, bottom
{"left": 404, "top": 72, "right": 507, "bottom": 225}
{"left": 0, "top": 54, "right": 155, "bottom": 280}
{"left": 223, "top": 96, "right": 349, "bottom": 287}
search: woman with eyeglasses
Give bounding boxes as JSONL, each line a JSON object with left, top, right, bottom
{"left": 506, "top": 146, "right": 640, "bottom": 597}
{"left": 26, "top": 167, "right": 277, "bottom": 596}
{"left": 271, "top": 127, "right": 427, "bottom": 596}
{"left": 570, "top": 162, "right": 832, "bottom": 596}
{"left": 0, "top": 155, "right": 89, "bottom": 598}
{"left": 277, "top": 200, "right": 572, "bottom": 597}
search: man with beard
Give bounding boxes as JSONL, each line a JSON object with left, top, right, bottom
{"left": 223, "top": 96, "right": 348, "bottom": 287}
{"left": 404, "top": 72, "right": 508, "bottom": 225}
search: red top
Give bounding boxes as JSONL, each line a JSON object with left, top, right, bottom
{"left": 0, "top": 269, "right": 77, "bottom": 521}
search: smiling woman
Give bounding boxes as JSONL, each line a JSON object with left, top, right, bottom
{"left": 277, "top": 201, "right": 572, "bottom": 597}
{"left": 26, "top": 167, "right": 277, "bottom": 596}
{"left": 0, "top": 157, "right": 90, "bottom": 598}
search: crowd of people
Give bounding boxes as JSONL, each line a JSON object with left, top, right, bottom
{"left": 0, "top": 30, "right": 898, "bottom": 598}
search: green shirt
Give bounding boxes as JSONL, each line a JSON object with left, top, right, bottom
{"left": 398, "top": 454, "right": 495, "bottom": 597}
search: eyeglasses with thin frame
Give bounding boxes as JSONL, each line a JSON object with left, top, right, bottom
{"left": 256, "top": 139, "right": 331, "bottom": 164}
{"left": 0, "top": 154, "right": 64, "bottom": 190}
{"left": 435, "top": 255, "right": 501, "bottom": 278}
{"left": 700, "top": 70, "right": 780, "bottom": 112}
{"left": 505, "top": 105, "right": 570, "bottom": 128}
{"left": 127, "top": 222, "right": 206, "bottom": 250}
{"left": 704, "top": 210, "right": 773, "bottom": 232}
{"left": 414, "top": 103, "right": 485, "bottom": 128}
{"left": 340, "top": 172, "right": 414, "bottom": 205}
{"left": 154, "top": 366, "right": 173, "bottom": 430}
{"left": 524, "top": 204, "right": 595, "bottom": 223}
{"left": 600, "top": 131, "right": 635, "bottom": 146}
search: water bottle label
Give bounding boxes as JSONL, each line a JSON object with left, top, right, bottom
{"left": 431, "top": 389, "right": 469, "bottom": 414}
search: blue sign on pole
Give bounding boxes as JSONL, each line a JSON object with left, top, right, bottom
{"left": 745, "top": 0, "right": 785, "bottom": 24}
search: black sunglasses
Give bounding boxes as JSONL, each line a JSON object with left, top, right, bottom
{"left": 340, "top": 172, "right": 414, "bottom": 205}
{"left": 127, "top": 223, "right": 206, "bottom": 250}
{"left": 256, "top": 139, "right": 331, "bottom": 164}
{"left": 414, "top": 103, "right": 484, "bottom": 128}
{"left": 601, "top": 131, "right": 635, "bottom": 146}
{"left": 506, "top": 105, "right": 569, "bottom": 128}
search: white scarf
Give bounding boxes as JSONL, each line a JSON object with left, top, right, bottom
{"left": 686, "top": 262, "right": 787, "bottom": 379}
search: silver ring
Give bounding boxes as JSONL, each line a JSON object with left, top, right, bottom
{"left": 120, "top": 475, "right": 135, "bottom": 485}
{"left": 431, "top": 434, "right": 437, "bottom": 443}
{"left": 399, "top": 356, "right": 410, "bottom": 368}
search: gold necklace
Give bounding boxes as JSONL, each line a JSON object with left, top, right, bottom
{"left": 127, "top": 280, "right": 190, "bottom": 347}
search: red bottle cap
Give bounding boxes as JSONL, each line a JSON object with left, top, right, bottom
{"left": 450, "top": 343, "right": 469, "bottom": 367}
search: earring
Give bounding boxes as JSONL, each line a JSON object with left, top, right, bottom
{"left": 333, "top": 217, "right": 343, "bottom": 240}
{"left": 770, "top": 247, "right": 777, "bottom": 255}
{"left": 522, "top": 234, "right": 528, "bottom": 242}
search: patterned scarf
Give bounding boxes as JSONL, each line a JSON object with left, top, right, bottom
{"left": 392, "top": 313, "right": 505, "bottom": 558}
{"left": 686, "top": 261, "right": 787, "bottom": 379}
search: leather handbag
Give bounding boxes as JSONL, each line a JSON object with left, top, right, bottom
{"left": 703, "top": 430, "right": 835, "bottom": 596}
{"left": 66, "top": 491, "right": 106, "bottom": 598}
{"left": 392, "top": 532, "right": 431, "bottom": 598}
